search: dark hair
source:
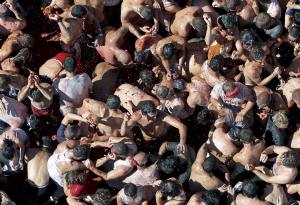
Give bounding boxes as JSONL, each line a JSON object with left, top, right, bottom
{"left": 124, "top": 183, "right": 138, "bottom": 198}
{"left": 225, "top": 0, "right": 241, "bottom": 11}
{"left": 134, "top": 51, "right": 146, "bottom": 64}
{"left": 12, "top": 48, "right": 30, "bottom": 65}
{"left": 2, "top": 139, "right": 15, "bottom": 160}
{"left": 65, "top": 170, "right": 88, "bottom": 185}
{"left": 239, "top": 129, "right": 253, "bottom": 143}
{"left": 209, "top": 55, "right": 224, "bottom": 72}
{"left": 156, "top": 85, "right": 169, "bottom": 99}
{"left": 240, "top": 29, "right": 255, "bottom": 47}
{"left": 202, "top": 189, "right": 222, "bottom": 205}
{"left": 140, "top": 6, "right": 154, "bottom": 21}
{"left": 280, "top": 151, "right": 300, "bottom": 168}
{"left": 73, "top": 144, "right": 90, "bottom": 161}
{"left": 191, "top": 17, "right": 207, "bottom": 36}
{"left": 222, "top": 81, "right": 235, "bottom": 93}
{"left": 41, "top": 136, "right": 52, "bottom": 149}
{"left": 228, "top": 126, "right": 241, "bottom": 140}
{"left": 64, "top": 57, "right": 76, "bottom": 73}
{"left": 139, "top": 100, "right": 156, "bottom": 115}
{"left": 139, "top": 69, "right": 155, "bottom": 85}
{"left": 18, "top": 34, "right": 35, "bottom": 48}
{"left": 30, "top": 88, "right": 43, "bottom": 102}
{"left": 162, "top": 43, "right": 175, "bottom": 60}
{"left": 173, "top": 79, "right": 186, "bottom": 92}
{"left": 64, "top": 124, "right": 80, "bottom": 140}
{"left": 112, "top": 141, "right": 128, "bottom": 156}
{"left": 242, "top": 180, "right": 257, "bottom": 198}
{"left": 249, "top": 47, "right": 264, "bottom": 61}
{"left": 27, "top": 114, "right": 40, "bottom": 129}
{"left": 256, "top": 92, "right": 271, "bottom": 109}
{"left": 106, "top": 95, "right": 120, "bottom": 110}
{"left": 294, "top": 10, "right": 300, "bottom": 24}
{"left": 255, "top": 12, "right": 272, "bottom": 29}
{"left": 71, "top": 5, "right": 87, "bottom": 18}
{"left": 202, "top": 156, "right": 217, "bottom": 173}
{"left": 92, "top": 188, "right": 111, "bottom": 205}
{"left": 196, "top": 108, "right": 211, "bottom": 126}
{"left": 0, "top": 75, "right": 9, "bottom": 89}
{"left": 289, "top": 26, "right": 300, "bottom": 39}
{"left": 158, "top": 155, "right": 180, "bottom": 176}
{"left": 221, "top": 14, "right": 236, "bottom": 29}
{"left": 159, "top": 180, "right": 180, "bottom": 198}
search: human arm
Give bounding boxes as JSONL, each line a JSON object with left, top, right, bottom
{"left": 49, "top": 15, "right": 72, "bottom": 41}
{"left": 61, "top": 113, "right": 88, "bottom": 125}
{"left": 155, "top": 191, "right": 164, "bottom": 205}
{"left": 90, "top": 165, "right": 130, "bottom": 181}
{"left": 34, "top": 79, "right": 53, "bottom": 101}
{"left": 257, "top": 67, "right": 281, "bottom": 86}
{"left": 287, "top": 1, "right": 300, "bottom": 9}
{"left": 158, "top": 141, "right": 168, "bottom": 156}
{"left": 17, "top": 77, "right": 32, "bottom": 102}
{"left": 203, "top": 14, "right": 213, "bottom": 46}
{"left": 251, "top": 167, "right": 294, "bottom": 184}
{"left": 116, "top": 190, "right": 126, "bottom": 205}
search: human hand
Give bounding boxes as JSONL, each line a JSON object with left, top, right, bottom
{"left": 231, "top": 50, "right": 239, "bottom": 59}
{"left": 260, "top": 152, "right": 268, "bottom": 163}
{"left": 150, "top": 25, "right": 159, "bottom": 35}
{"left": 153, "top": 180, "right": 162, "bottom": 187}
{"left": 153, "top": 0, "right": 161, "bottom": 9}
{"left": 141, "top": 26, "right": 151, "bottom": 33}
{"left": 83, "top": 159, "right": 95, "bottom": 170}
{"left": 212, "top": 1, "right": 222, "bottom": 7}
{"left": 203, "top": 14, "right": 212, "bottom": 27}
{"left": 49, "top": 14, "right": 62, "bottom": 22}
{"left": 245, "top": 164, "right": 255, "bottom": 171}
{"left": 218, "top": 184, "right": 228, "bottom": 192}
{"left": 235, "top": 111, "right": 244, "bottom": 122}
{"left": 106, "top": 152, "right": 117, "bottom": 160}
{"left": 273, "top": 67, "right": 282, "bottom": 76}
{"left": 177, "top": 142, "right": 186, "bottom": 153}
{"left": 95, "top": 33, "right": 104, "bottom": 47}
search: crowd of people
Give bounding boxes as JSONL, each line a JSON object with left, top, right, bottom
{"left": 0, "top": 0, "right": 299, "bottom": 204}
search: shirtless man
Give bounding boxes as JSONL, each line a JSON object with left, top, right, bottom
{"left": 95, "top": 26, "right": 132, "bottom": 66}
{"left": 262, "top": 183, "right": 288, "bottom": 205}
{"left": 24, "top": 136, "right": 52, "bottom": 197}
{"left": 155, "top": 179, "right": 186, "bottom": 205}
{"left": 124, "top": 100, "right": 187, "bottom": 152}
{"left": 187, "top": 190, "right": 222, "bottom": 205}
{"left": 18, "top": 73, "right": 54, "bottom": 117}
{"left": 43, "top": 0, "right": 73, "bottom": 15}
{"left": 114, "top": 83, "right": 159, "bottom": 114}
{"left": 282, "top": 77, "right": 300, "bottom": 108}
{"left": 246, "top": 145, "right": 299, "bottom": 184}
{"left": 0, "top": 1, "right": 26, "bottom": 36}
{"left": 53, "top": 57, "right": 92, "bottom": 115}
{"left": 189, "top": 144, "right": 229, "bottom": 193}
{"left": 0, "top": 71, "right": 26, "bottom": 97}
{"left": 156, "top": 35, "right": 186, "bottom": 78}
{"left": 121, "top": 0, "right": 159, "bottom": 39}
{"left": 0, "top": 31, "right": 34, "bottom": 62}
{"left": 117, "top": 183, "right": 152, "bottom": 205}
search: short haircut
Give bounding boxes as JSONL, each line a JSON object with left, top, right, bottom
{"left": 30, "top": 88, "right": 43, "bottom": 102}
{"left": 256, "top": 92, "right": 271, "bottom": 109}
{"left": 124, "top": 183, "right": 138, "bottom": 198}
{"left": 156, "top": 85, "right": 169, "bottom": 99}
{"left": 159, "top": 180, "right": 180, "bottom": 198}
{"left": 27, "top": 114, "right": 40, "bottom": 129}
{"left": 222, "top": 81, "right": 235, "bottom": 93}
{"left": 140, "top": 6, "right": 154, "bottom": 21}
{"left": 41, "top": 136, "right": 52, "bottom": 149}
{"left": 240, "top": 29, "right": 255, "bottom": 47}
{"left": 65, "top": 170, "right": 87, "bottom": 185}
{"left": 255, "top": 12, "right": 272, "bottom": 29}
{"left": 139, "top": 100, "right": 156, "bottom": 115}
{"left": 242, "top": 180, "right": 257, "bottom": 198}
{"left": 112, "top": 141, "right": 128, "bottom": 156}
{"left": 209, "top": 55, "right": 224, "bottom": 72}
{"left": 92, "top": 188, "right": 111, "bottom": 205}
{"left": 157, "top": 155, "right": 180, "bottom": 176}
{"left": 139, "top": 69, "right": 155, "bottom": 85}
{"left": 18, "top": 34, "right": 35, "bottom": 48}
{"left": 289, "top": 26, "right": 300, "bottom": 39}
{"left": 280, "top": 151, "right": 300, "bottom": 168}
{"left": 249, "top": 47, "right": 264, "bottom": 61}
{"left": 64, "top": 124, "right": 80, "bottom": 140}
{"left": 173, "top": 79, "right": 186, "bottom": 92}
{"left": 2, "top": 139, "right": 15, "bottom": 160}
{"left": 221, "top": 14, "right": 236, "bottom": 29}
{"left": 228, "top": 126, "right": 241, "bottom": 140}
{"left": 64, "top": 57, "right": 76, "bottom": 73}
{"left": 191, "top": 17, "right": 207, "bottom": 36}
{"left": 73, "top": 144, "right": 90, "bottom": 161}
{"left": 239, "top": 129, "right": 253, "bottom": 143}
{"left": 71, "top": 5, "right": 87, "bottom": 18}
{"left": 272, "top": 111, "right": 289, "bottom": 127}
{"left": 202, "top": 189, "right": 222, "bottom": 205}
{"left": 203, "top": 156, "right": 217, "bottom": 172}
{"left": 12, "top": 48, "right": 30, "bottom": 65}
{"left": 225, "top": 0, "right": 241, "bottom": 11}
{"left": 106, "top": 95, "right": 120, "bottom": 110}
{"left": 196, "top": 107, "right": 211, "bottom": 126}
{"left": 162, "top": 43, "right": 175, "bottom": 60}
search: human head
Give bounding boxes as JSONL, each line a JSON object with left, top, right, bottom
{"left": 294, "top": 10, "right": 300, "bottom": 24}
{"left": 255, "top": 12, "right": 272, "bottom": 29}
{"left": 239, "top": 129, "right": 253, "bottom": 144}
{"left": 30, "top": 88, "right": 43, "bottom": 102}
{"left": 139, "top": 69, "right": 155, "bottom": 86}
{"left": 157, "top": 155, "right": 180, "bottom": 177}
{"left": 202, "top": 189, "right": 222, "bottom": 205}
{"left": 64, "top": 57, "right": 76, "bottom": 73}
{"left": 242, "top": 180, "right": 257, "bottom": 198}
{"left": 162, "top": 43, "right": 175, "bottom": 60}
{"left": 134, "top": 50, "right": 150, "bottom": 64}
{"left": 41, "top": 136, "right": 52, "bottom": 150}
{"left": 156, "top": 85, "right": 169, "bottom": 99}
{"left": 222, "top": 82, "right": 238, "bottom": 98}
{"left": 27, "top": 114, "right": 40, "bottom": 130}
{"left": 12, "top": 48, "right": 31, "bottom": 65}
{"left": 124, "top": 183, "right": 138, "bottom": 198}
{"left": 228, "top": 126, "right": 241, "bottom": 141}
{"left": 133, "top": 152, "right": 148, "bottom": 167}
{"left": 64, "top": 124, "right": 81, "bottom": 140}
{"left": 2, "top": 139, "right": 15, "bottom": 160}
{"left": 65, "top": 170, "right": 87, "bottom": 185}
{"left": 159, "top": 180, "right": 180, "bottom": 198}
{"left": 111, "top": 141, "right": 129, "bottom": 157}
{"left": 225, "top": 0, "right": 241, "bottom": 11}
{"left": 0, "top": 5, "right": 10, "bottom": 19}
{"left": 279, "top": 151, "right": 300, "bottom": 168}
{"left": 173, "top": 79, "right": 186, "bottom": 92}
{"left": 0, "top": 75, "right": 10, "bottom": 90}
{"left": 18, "top": 34, "right": 35, "bottom": 48}
{"left": 292, "top": 89, "right": 300, "bottom": 108}
{"left": 249, "top": 47, "right": 264, "bottom": 61}
{"left": 72, "top": 144, "right": 90, "bottom": 161}
{"left": 202, "top": 156, "right": 217, "bottom": 172}
{"left": 196, "top": 107, "right": 212, "bottom": 126}
{"left": 191, "top": 17, "right": 207, "bottom": 37}
{"left": 209, "top": 55, "right": 224, "bottom": 72}
{"left": 288, "top": 26, "right": 300, "bottom": 42}
{"left": 240, "top": 29, "right": 255, "bottom": 48}
{"left": 272, "top": 111, "right": 289, "bottom": 129}
{"left": 92, "top": 188, "right": 111, "bottom": 205}
{"left": 139, "top": 100, "right": 157, "bottom": 117}
{"left": 106, "top": 95, "right": 120, "bottom": 110}
{"left": 256, "top": 92, "right": 271, "bottom": 110}
{"left": 139, "top": 5, "right": 154, "bottom": 21}
{"left": 71, "top": 5, "right": 87, "bottom": 18}
{"left": 221, "top": 14, "right": 237, "bottom": 29}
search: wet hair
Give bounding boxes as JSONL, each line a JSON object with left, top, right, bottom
{"left": 159, "top": 180, "right": 180, "bottom": 198}
{"left": 134, "top": 51, "right": 146, "bottom": 64}
{"left": 294, "top": 10, "right": 300, "bottom": 24}
{"left": 65, "top": 170, "right": 88, "bottom": 185}
{"left": 124, "top": 183, "right": 138, "bottom": 198}
{"left": 139, "top": 69, "right": 155, "bottom": 86}
{"left": 12, "top": 48, "right": 31, "bottom": 65}
{"left": 221, "top": 14, "right": 236, "bottom": 29}
{"left": 241, "top": 29, "right": 255, "bottom": 44}
{"left": 139, "top": 100, "right": 156, "bottom": 115}
{"left": 73, "top": 144, "right": 91, "bottom": 161}
{"left": 64, "top": 57, "right": 76, "bottom": 73}
{"left": 272, "top": 111, "right": 289, "bottom": 127}
{"left": 239, "top": 129, "right": 253, "bottom": 143}
{"left": 173, "top": 79, "right": 186, "bottom": 92}
{"left": 242, "top": 180, "right": 257, "bottom": 198}
{"left": 64, "top": 124, "right": 80, "bottom": 140}
{"left": 280, "top": 151, "right": 300, "bottom": 168}
{"left": 92, "top": 188, "right": 111, "bottom": 205}
{"left": 162, "top": 43, "right": 175, "bottom": 59}
{"left": 225, "top": 0, "right": 241, "bottom": 11}
{"left": 292, "top": 89, "right": 300, "bottom": 104}
{"left": 41, "top": 136, "right": 52, "bottom": 149}
{"left": 134, "top": 152, "right": 149, "bottom": 167}
{"left": 18, "top": 34, "right": 35, "bottom": 48}
{"left": 157, "top": 155, "right": 180, "bottom": 176}
{"left": 191, "top": 17, "right": 207, "bottom": 36}
{"left": 106, "top": 95, "right": 120, "bottom": 110}
{"left": 222, "top": 81, "right": 235, "bottom": 93}
{"left": 27, "top": 114, "right": 40, "bottom": 130}
{"left": 256, "top": 92, "right": 271, "bottom": 109}
{"left": 112, "top": 141, "right": 129, "bottom": 156}
{"left": 228, "top": 126, "right": 241, "bottom": 140}
{"left": 71, "top": 5, "right": 87, "bottom": 18}
{"left": 209, "top": 55, "right": 224, "bottom": 72}
{"left": 196, "top": 107, "right": 211, "bottom": 126}
{"left": 0, "top": 75, "right": 10, "bottom": 89}
{"left": 289, "top": 26, "right": 300, "bottom": 40}
{"left": 156, "top": 85, "right": 169, "bottom": 99}
{"left": 255, "top": 12, "right": 272, "bottom": 29}
{"left": 249, "top": 47, "right": 264, "bottom": 61}
{"left": 30, "top": 88, "right": 43, "bottom": 102}
{"left": 202, "top": 156, "right": 217, "bottom": 173}
{"left": 140, "top": 6, "right": 154, "bottom": 21}
{"left": 202, "top": 190, "right": 222, "bottom": 205}
{"left": 2, "top": 139, "right": 15, "bottom": 160}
